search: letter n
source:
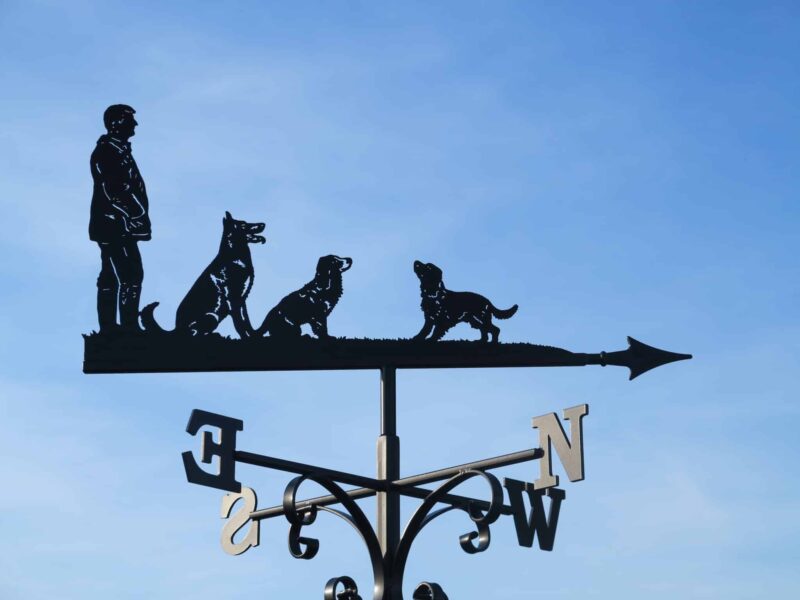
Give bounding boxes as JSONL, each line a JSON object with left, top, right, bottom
{"left": 503, "top": 478, "right": 565, "bottom": 551}
{"left": 533, "top": 404, "right": 588, "bottom": 489}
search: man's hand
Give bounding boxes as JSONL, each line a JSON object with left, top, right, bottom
{"left": 126, "top": 217, "right": 146, "bottom": 233}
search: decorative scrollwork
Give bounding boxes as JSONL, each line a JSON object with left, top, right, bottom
{"left": 458, "top": 503, "right": 492, "bottom": 554}
{"left": 325, "top": 575, "right": 362, "bottom": 600}
{"left": 393, "top": 470, "right": 504, "bottom": 596}
{"left": 412, "top": 581, "right": 449, "bottom": 600}
{"left": 287, "top": 509, "right": 320, "bottom": 559}
{"left": 282, "top": 474, "right": 387, "bottom": 598}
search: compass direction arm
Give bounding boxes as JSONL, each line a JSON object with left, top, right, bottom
{"left": 251, "top": 483, "right": 521, "bottom": 522}
{"left": 249, "top": 448, "right": 543, "bottom": 521}
{"left": 391, "top": 447, "right": 543, "bottom": 489}
{"left": 234, "top": 450, "right": 385, "bottom": 491}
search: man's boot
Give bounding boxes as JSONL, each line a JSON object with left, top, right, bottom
{"left": 97, "top": 286, "right": 118, "bottom": 334}
{"left": 119, "top": 284, "right": 143, "bottom": 333}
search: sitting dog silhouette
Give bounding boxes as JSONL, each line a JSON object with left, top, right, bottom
{"left": 141, "top": 211, "right": 265, "bottom": 337}
{"left": 258, "top": 255, "right": 352, "bottom": 339}
{"left": 412, "top": 260, "right": 518, "bottom": 343}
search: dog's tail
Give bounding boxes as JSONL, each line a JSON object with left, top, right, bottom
{"left": 491, "top": 303, "right": 519, "bottom": 320}
{"left": 140, "top": 302, "right": 171, "bottom": 333}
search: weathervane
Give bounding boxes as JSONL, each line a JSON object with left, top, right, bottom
{"left": 83, "top": 105, "right": 691, "bottom": 599}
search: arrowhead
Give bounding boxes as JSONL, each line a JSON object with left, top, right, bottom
{"left": 624, "top": 336, "right": 692, "bottom": 380}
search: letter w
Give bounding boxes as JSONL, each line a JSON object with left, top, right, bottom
{"left": 503, "top": 478, "right": 565, "bottom": 551}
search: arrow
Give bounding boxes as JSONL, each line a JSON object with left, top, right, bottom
{"left": 581, "top": 336, "right": 692, "bottom": 380}
{"left": 84, "top": 334, "right": 692, "bottom": 377}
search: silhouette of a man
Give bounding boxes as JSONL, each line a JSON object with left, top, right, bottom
{"left": 89, "top": 104, "right": 151, "bottom": 333}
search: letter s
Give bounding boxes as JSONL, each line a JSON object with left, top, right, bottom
{"left": 220, "top": 486, "right": 259, "bottom": 555}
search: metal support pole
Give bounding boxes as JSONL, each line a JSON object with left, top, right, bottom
{"left": 377, "top": 366, "right": 401, "bottom": 599}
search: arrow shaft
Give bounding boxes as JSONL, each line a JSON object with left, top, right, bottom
{"left": 83, "top": 336, "right": 690, "bottom": 378}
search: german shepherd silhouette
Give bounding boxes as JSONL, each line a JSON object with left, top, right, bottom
{"left": 258, "top": 255, "right": 352, "bottom": 339}
{"left": 141, "top": 212, "right": 265, "bottom": 337}
{"left": 412, "top": 260, "right": 518, "bottom": 343}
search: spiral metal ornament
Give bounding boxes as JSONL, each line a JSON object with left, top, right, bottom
{"left": 457, "top": 503, "right": 492, "bottom": 554}
{"left": 324, "top": 575, "right": 363, "bottom": 600}
{"left": 282, "top": 474, "right": 387, "bottom": 598}
{"left": 412, "top": 581, "right": 449, "bottom": 600}
{"left": 393, "top": 470, "right": 504, "bottom": 595}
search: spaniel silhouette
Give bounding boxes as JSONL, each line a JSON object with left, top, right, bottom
{"left": 258, "top": 255, "right": 352, "bottom": 339}
{"left": 412, "top": 260, "right": 518, "bottom": 343}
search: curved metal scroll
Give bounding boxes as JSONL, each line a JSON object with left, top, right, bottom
{"left": 412, "top": 581, "right": 449, "bottom": 600}
{"left": 282, "top": 474, "right": 386, "bottom": 599}
{"left": 325, "top": 575, "right": 363, "bottom": 600}
{"left": 394, "top": 470, "right": 504, "bottom": 595}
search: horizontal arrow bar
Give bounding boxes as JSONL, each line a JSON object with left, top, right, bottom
{"left": 84, "top": 335, "right": 691, "bottom": 379}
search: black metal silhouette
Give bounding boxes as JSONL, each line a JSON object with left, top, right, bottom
{"left": 182, "top": 401, "right": 571, "bottom": 599}
{"left": 90, "top": 104, "right": 151, "bottom": 333}
{"left": 412, "top": 261, "right": 518, "bottom": 343}
{"left": 391, "top": 470, "right": 505, "bottom": 597}
{"left": 257, "top": 255, "right": 352, "bottom": 339}
{"left": 325, "top": 576, "right": 363, "bottom": 600}
{"left": 411, "top": 583, "right": 448, "bottom": 600}
{"left": 277, "top": 470, "right": 503, "bottom": 599}
{"left": 83, "top": 335, "right": 691, "bottom": 377}
{"left": 283, "top": 474, "right": 387, "bottom": 597}
{"left": 81, "top": 106, "right": 695, "bottom": 599}
{"left": 141, "top": 212, "right": 265, "bottom": 338}
{"left": 597, "top": 336, "right": 692, "bottom": 380}
{"left": 82, "top": 209, "right": 691, "bottom": 382}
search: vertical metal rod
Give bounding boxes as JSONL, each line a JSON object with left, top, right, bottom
{"left": 380, "top": 366, "right": 397, "bottom": 438}
{"left": 377, "top": 366, "right": 400, "bottom": 599}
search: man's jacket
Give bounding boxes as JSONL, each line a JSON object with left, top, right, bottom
{"left": 89, "top": 134, "right": 151, "bottom": 242}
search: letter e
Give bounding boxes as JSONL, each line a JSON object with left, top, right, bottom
{"left": 182, "top": 409, "right": 243, "bottom": 492}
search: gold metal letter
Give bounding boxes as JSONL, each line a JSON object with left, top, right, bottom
{"left": 532, "top": 404, "right": 589, "bottom": 489}
{"left": 220, "top": 486, "right": 260, "bottom": 556}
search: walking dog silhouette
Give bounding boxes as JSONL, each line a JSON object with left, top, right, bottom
{"left": 141, "top": 212, "right": 265, "bottom": 337}
{"left": 412, "top": 260, "right": 518, "bottom": 342}
{"left": 258, "top": 255, "right": 352, "bottom": 339}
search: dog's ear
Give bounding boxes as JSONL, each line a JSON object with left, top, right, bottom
{"left": 426, "top": 263, "right": 443, "bottom": 281}
{"left": 224, "top": 211, "right": 232, "bottom": 221}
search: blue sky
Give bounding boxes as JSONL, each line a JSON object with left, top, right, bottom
{"left": 1, "top": 1, "right": 798, "bottom": 598}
